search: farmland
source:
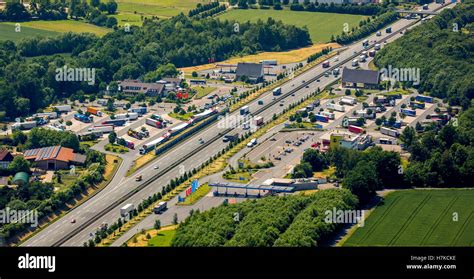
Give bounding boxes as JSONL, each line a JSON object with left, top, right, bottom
{"left": 343, "top": 189, "right": 474, "bottom": 246}
{"left": 0, "top": 20, "right": 110, "bottom": 39}
{"left": 218, "top": 9, "right": 367, "bottom": 43}
{"left": 0, "top": 23, "right": 59, "bottom": 42}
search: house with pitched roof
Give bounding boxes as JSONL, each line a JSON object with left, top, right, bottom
{"left": 23, "top": 146, "right": 86, "bottom": 170}
{"left": 235, "top": 63, "right": 264, "bottom": 83}
{"left": 0, "top": 150, "right": 14, "bottom": 169}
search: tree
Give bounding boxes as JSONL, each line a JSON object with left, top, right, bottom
{"left": 8, "top": 156, "right": 31, "bottom": 173}
{"left": 292, "top": 162, "right": 312, "bottom": 178}
{"left": 106, "top": 0, "right": 117, "bottom": 14}
{"left": 154, "top": 219, "right": 161, "bottom": 230}
{"left": 343, "top": 161, "right": 378, "bottom": 203}
{"left": 108, "top": 131, "right": 117, "bottom": 144}
{"left": 400, "top": 126, "right": 416, "bottom": 148}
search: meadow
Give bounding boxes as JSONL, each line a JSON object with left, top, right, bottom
{"left": 0, "top": 23, "right": 59, "bottom": 42}
{"left": 218, "top": 8, "right": 367, "bottom": 43}
{"left": 343, "top": 189, "right": 474, "bottom": 246}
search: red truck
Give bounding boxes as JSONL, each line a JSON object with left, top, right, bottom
{"left": 348, "top": 125, "right": 364, "bottom": 134}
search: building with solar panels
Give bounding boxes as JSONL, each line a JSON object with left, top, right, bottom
{"left": 23, "top": 146, "right": 86, "bottom": 170}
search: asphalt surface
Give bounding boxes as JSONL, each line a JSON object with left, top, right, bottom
{"left": 21, "top": 1, "right": 451, "bottom": 247}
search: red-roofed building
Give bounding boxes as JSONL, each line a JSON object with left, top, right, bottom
{"left": 23, "top": 146, "right": 86, "bottom": 170}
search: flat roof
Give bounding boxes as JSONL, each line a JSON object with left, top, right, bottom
{"left": 209, "top": 182, "right": 294, "bottom": 193}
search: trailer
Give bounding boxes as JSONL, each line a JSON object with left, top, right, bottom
{"left": 53, "top": 105, "right": 72, "bottom": 112}
{"left": 169, "top": 122, "right": 189, "bottom": 136}
{"left": 315, "top": 114, "right": 329, "bottom": 123}
{"left": 115, "top": 112, "right": 138, "bottom": 121}
{"left": 12, "top": 121, "right": 37, "bottom": 130}
{"left": 340, "top": 97, "right": 356, "bottom": 106}
{"left": 153, "top": 202, "right": 167, "bottom": 214}
{"left": 146, "top": 118, "right": 163, "bottom": 129}
{"left": 320, "top": 111, "right": 335, "bottom": 120}
{"left": 88, "top": 125, "right": 114, "bottom": 133}
{"left": 327, "top": 103, "right": 345, "bottom": 112}
{"left": 356, "top": 110, "right": 375, "bottom": 119}
{"left": 410, "top": 101, "right": 425, "bottom": 109}
{"left": 380, "top": 127, "right": 399, "bottom": 137}
{"left": 139, "top": 136, "right": 167, "bottom": 154}
{"left": 33, "top": 112, "right": 58, "bottom": 119}
{"left": 348, "top": 125, "right": 364, "bottom": 134}
{"left": 374, "top": 44, "right": 381, "bottom": 51}
{"left": 102, "top": 119, "right": 126, "bottom": 126}
{"left": 74, "top": 113, "right": 92, "bottom": 123}
{"left": 87, "top": 107, "right": 103, "bottom": 117}
{"left": 272, "top": 87, "right": 282, "bottom": 96}
{"left": 369, "top": 50, "right": 376, "bottom": 57}
{"left": 401, "top": 108, "right": 416, "bottom": 117}
{"left": 415, "top": 95, "right": 433, "bottom": 103}
{"left": 254, "top": 116, "right": 264, "bottom": 126}
{"left": 120, "top": 204, "right": 134, "bottom": 217}
{"left": 128, "top": 107, "right": 147, "bottom": 116}
{"left": 240, "top": 105, "right": 250, "bottom": 115}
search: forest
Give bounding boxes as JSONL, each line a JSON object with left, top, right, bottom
{"left": 0, "top": 15, "right": 310, "bottom": 119}
{"left": 374, "top": 0, "right": 474, "bottom": 108}
{"left": 171, "top": 189, "right": 358, "bottom": 247}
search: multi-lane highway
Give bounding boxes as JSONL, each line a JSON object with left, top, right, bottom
{"left": 21, "top": 1, "right": 451, "bottom": 247}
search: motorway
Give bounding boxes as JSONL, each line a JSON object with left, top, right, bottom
{"left": 22, "top": 1, "right": 450, "bottom": 247}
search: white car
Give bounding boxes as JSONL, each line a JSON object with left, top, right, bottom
{"left": 154, "top": 165, "right": 159, "bottom": 170}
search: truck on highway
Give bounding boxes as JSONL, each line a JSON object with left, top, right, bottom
{"left": 401, "top": 108, "right": 416, "bottom": 117}
{"left": 332, "top": 68, "right": 340, "bottom": 76}
{"left": 135, "top": 175, "right": 142, "bottom": 182}
{"left": 254, "top": 116, "right": 264, "bottom": 126}
{"left": 369, "top": 50, "right": 376, "bottom": 57}
{"left": 139, "top": 136, "right": 167, "bottom": 154}
{"left": 87, "top": 107, "right": 103, "bottom": 117}
{"left": 315, "top": 114, "right": 329, "bottom": 123}
{"left": 240, "top": 105, "right": 250, "bottom": 115}
{"left": 88, "top": 125, "right": 114, "bottom": 133}
{"left": 362, "top": 39, "right": 369, "bottom": 47}
{"left": 380, "top": 127, "right": 399, "bottom": 137}
{"left": 146, "top": 118, "right": 163, "bottom": 129}
{"left": 422, "top": 4, "right": 429, "bottom": 10}
{"left": 272, "top": 87, "right": 282, "bottom": 96}
{"left": 327, "top": 103, "right": 345, "bottom": 112}
{"left": 223, "top": 133, "right": 239, "bottom": 142}
{"left": 374, "top": 43, "right": 381, "bottom": 51}
{"left": 322, "top": 60, "right": 330, "bottom": 68}
{"left": 386, "top": 27, "right": 392, "bottom": 33}
{"left": 358, "top": 55, "right": 366, "bottom": 63}
{"left": 153, "top": 202, "right": 167, "bottom": 214}
{"left": 348, "top": 125, "right": 364, "bottom": 134}
{"left": 120, "top": 204, "right": 134, "bottom": 217}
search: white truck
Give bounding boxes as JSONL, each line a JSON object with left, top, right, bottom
{"left": 380, "top": 127, "right": 399, "bottom": 137}
{"left": 320, "top": 111, "right": 335, "bottom": 120}
{"left": 88, "top": 125, "right": 114, "bottom": 133}
{"left": 115, "top": 112, "right": 138, "bottom": 121}
{"left": 327, "top": 103, "right": 345, "bottom": 112}
{"left": 340, "top": 97, "right": 356, "bottom": 106}
{"left": 12, "top": 121, "right": 37, "bottom": 130}
{"left": 352, "top": 59, "right": 359, "bottom": 67}
{"left": 120, "top": 204, "right": 134, "bottom": 217}
{"left": 240, "top": 105, "right": 250, "bottom": 115}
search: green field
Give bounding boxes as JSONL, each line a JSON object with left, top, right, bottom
{"left": 218, "top": 9, "right": 367, "bottom": 43}
{"left": 115, "top": 0, "right": 204, "bottom": 24}
{"left": 344, "top": 189, "right": 474, "bottom": 246}
{"left": 148, "top": 229, "right": 176, "bottom": 247}
{"left": 0, "top": 23, "right": 59, "bottom": 42}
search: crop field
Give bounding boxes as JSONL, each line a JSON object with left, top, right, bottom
{"left": 344, "top": 189, "right": 474, "bottom": 246}
{"left": 0, "top": 23, "right": 59, "bottom": 42}
{"left": 0, "top": 20, "right": 110, "bottom": 39}
{"left": 218, "top": 9, "right": 367, "bottom": 43}
{"left": 115, "top": 0, "right": 204, "bottom": 21}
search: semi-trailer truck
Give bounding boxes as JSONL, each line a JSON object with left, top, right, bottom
{"left": 254, "top": 116, "right": 264, "bottom": 126}
{"left": 320, "top": 111, "right": 335, "bottom": 120}
{"left": 315, "top": 114, "right": 329, "bottom": 123}
{"left": 74, "top": 113, "right": 92, "bottom": 123}
{"left": 12, "top": 121, "right": 37, "bottom": 130}
{"left": 87, "top": 107, "right": 103, "bottom": 117}
{"left": 327, "top": 103, "right": 345, "bottom": 112}
{"left": 88, "top": 125, "right": 114, "bottom": 133}
{"left": 340, "top": 97, "right": 356, "bottom": 106}
{"left": 380, "top": 127, "right": 399, "bottom": 137}
{"left": 348, "top": 125, "right": 364, "bottom": 134}
{"left": 222, "top": 133, "right": 239, "bottom": 142}
{"left": 128, "top": 106, "right": 147, "bottom": 115}
{"left": 153, "top": 202, "right": 167, "bottom": 214}
{"left": 102, "top": 119, "right": 126, "bottom": 126}
{"left": 401, "top": 108, "right": 416, "bottom": 117}
{"left": 272, "top": 87, "right": 282, "bottom": 96}
{"left": 146, "top": 118, "right": 163, "bottom": 129}
{"left": 415, "top": 95, "right": 433, "bottom": 103}
{"left": 352, "top": 59, "right": 359, "bottom": 67}
{"left": 240, "top": 106, "right": 250, "bottom": 115}
{"left": 386, "top": 27, "right": 392, "bottom": 33}
{"left": 322, "top": 60, "right": 330, "bottom": 68}
{"left": 120, "top": 204, "right": 134, "bottom": 217}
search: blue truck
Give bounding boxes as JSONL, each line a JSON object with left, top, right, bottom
{"left": 401, "top": 108, "right": 416, "bottom": 117}
{"left": 315, "top": 114, "right": 329, "bottom": 123}
{"left": 415, "top": 95, "right": 433, "bottom": 103}
{"left": 128, "top": 107, "right": 147, "bottom": 116}
{"left": 103, "top": 119, "right": 127, "bottom": 126}
{"left": 410, "top": 101, "right": 425, "bottom": 109}
{"left": 74, "top": 113, "right": 92, "bottom": 123}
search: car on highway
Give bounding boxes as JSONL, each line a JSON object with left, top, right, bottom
{"left": 70, "top": 219, "right": 76, "bottom": 224}
{"left": 135, "top": 175, "right": 142, "bottom": 182}
{"left": 270, "top": 138, "right": 276, "bottom": 141}
{"left": 154, "top": 165, "right": 159, "bottom": 170}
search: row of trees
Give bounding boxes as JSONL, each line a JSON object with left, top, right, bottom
{"left": 188, "top": 1, "right": 220, "bottom": 17}
{"left": 172, "top": 189, "right": 357, "bottom": 247}
{"left": 290, "top": 2, "right": 386, "bottom": 15}
{"left": 374, "top": 1, "right": 474, "bottom": 108}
